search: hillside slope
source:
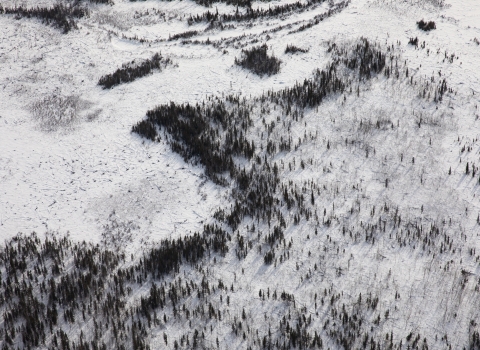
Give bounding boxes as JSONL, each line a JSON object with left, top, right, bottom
{"left": 1, "top": 0, "right": 480, "bottom": 348}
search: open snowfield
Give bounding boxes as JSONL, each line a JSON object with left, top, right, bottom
{"left": 1, "top": 0, "right": 480, "bottom": 348}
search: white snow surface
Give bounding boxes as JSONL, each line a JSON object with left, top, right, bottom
{"left": 1, "top": 0, "right": 480, "bottom": 348}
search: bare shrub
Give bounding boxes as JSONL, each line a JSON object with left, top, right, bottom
{"left": 31, "top": 95, "right": 82, "bottom": 131}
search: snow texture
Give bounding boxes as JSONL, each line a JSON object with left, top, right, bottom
{"left": 1, "top": 0, "right": 480, "bottom": 348}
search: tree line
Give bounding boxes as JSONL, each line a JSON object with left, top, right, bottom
{"left": 188, "top": 0, "right": 327, "bottom": 24}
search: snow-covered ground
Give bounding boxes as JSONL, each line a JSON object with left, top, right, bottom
{"left": 1, "top": 0, "right": 480, "bottom": 348}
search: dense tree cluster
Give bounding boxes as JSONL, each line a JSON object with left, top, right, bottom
{"left": 98, "top": 53, "right": 172, "bottom": 89}
{"left": 0, "top": 234, "right": 123, "bottom": 349}
{"left": 328, "top": 38, "right": 386, "bottom": 79}
{"left": 133, "top": 99, "right": 254, "bottom": 184}
{"left": 168, "top": 30, "right": 198, "bottom": 41}
{"left": 409, "top": 36, "right": 419, "bottom": 46}
{"left": 235, "top": 44, "right": 281, "bottom": 76}
{"left": 417, "top": 19, "right": 436, "bottom": 31}
{"left": 195, "top": 0, "right": 253, "bottom": 7}
{"left": 0, "top": 224, "right": 231, "bottom": 349}
{"left": 0, "top": 4, "right": 88, "bottom": 33}
{"left": 285, "top": 44, "right": 308, "bottom": 54}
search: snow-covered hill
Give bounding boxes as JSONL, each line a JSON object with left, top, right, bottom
{"left": 1, "top": 0, "right": 480, "bottom": 348}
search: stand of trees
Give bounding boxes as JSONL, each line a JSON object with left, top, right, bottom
{"left": 235, "top": 44, "right": 281, "bottom": 76}
{"left": 417, "top": 19, "right": 436, "bottom": 31}
{"left": 168, "top": 30, "right": 198, "bottom": 41}
{"left": 285, "top": 44, "right": 308, "bottom": 54}
{"left": 98, "top": 53, "right": 173, "bottom": 89}
{"left": 133, "top": 37, "right": 453, "bottom": 279}
{"left": 0, "top": 4, "right": 88, "bottom": 33}
{"left": 188, "top": 0, "right": 328, "bottom": 24}
{"left": 130, "top": 0, "right": 253, "bottom": 6}
{"left": 0, "top": 38, "right": 469, "bottom": 350}
{"left": 133, "top": 38, "right": 388, "bottom": 246}
{"left": 88, "top": 0, "right": 114, "bottom": 3}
